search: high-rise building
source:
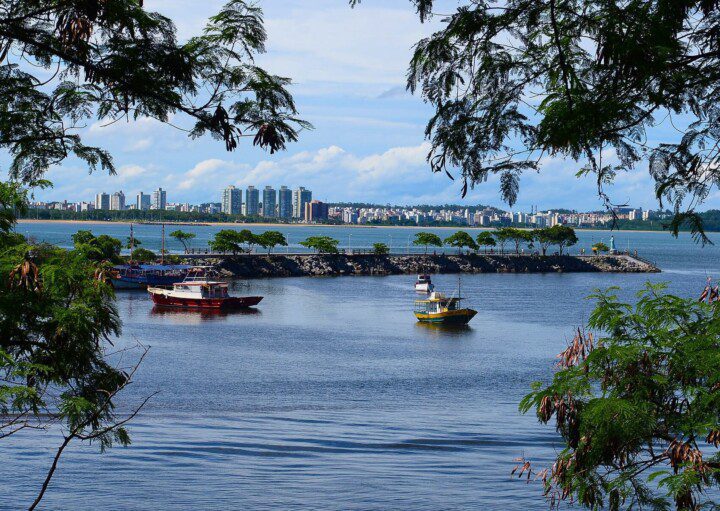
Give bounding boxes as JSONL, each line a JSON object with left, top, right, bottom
{"left": 151, "top": 187, "right": 167, "bottom": 210}
{"left": 292, "top": 187, "right": 312, "bottom": 220}
{"left": 278, "top": 186, "right": 292, "bottom": 219}
{"left": 95, "top": 192, "right": 110, "bottom": 211}
{"left": 136, "top": 192, "right": 151, "bottom": 210}
{"left": 245, "top": 186, "right": 260, "bottom": 216}
{"left": 110, "top": 191, "right": 125, "bottom": 211}
{"left": 305, "top": 200, "right": 328, "bottom": 222}
{"left": 221, "top": 185, "right": 242, "bottom": 215}
{"left": 262, "top": 186, "right": 276, "bottom": 218}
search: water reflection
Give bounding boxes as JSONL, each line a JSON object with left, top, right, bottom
{"left": 414, "top": 322, "right": 474, "bottom": 337}
{"left": 150, "top": 306, "right": 261, "bottom": 323}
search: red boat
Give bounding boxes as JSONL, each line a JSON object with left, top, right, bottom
{"left": 148, "top": 274, "right": 262, "bottom": 310}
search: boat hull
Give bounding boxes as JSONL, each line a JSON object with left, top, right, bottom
{"left": 149, "top": 291, "right": 263, "bottom": 310}
{"left": 414, "top": 308, "right": 477, "bottom": 324}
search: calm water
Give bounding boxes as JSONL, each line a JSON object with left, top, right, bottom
{"left": 2, "top": 222, "right": 719, "bottom": 510}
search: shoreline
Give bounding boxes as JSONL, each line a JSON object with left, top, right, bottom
{"left": 15, "top": 218, "right": 684, "bottom": 235}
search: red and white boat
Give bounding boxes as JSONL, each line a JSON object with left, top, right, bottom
{"left": 147, "top": 271, "right": 262, "bottom": 310}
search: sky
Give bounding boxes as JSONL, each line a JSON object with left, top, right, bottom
{"left": 17, "top": 0, "right": 719, "bottom": 211}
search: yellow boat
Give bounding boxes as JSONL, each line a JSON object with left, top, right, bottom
{"left": 414, "top": 291, "right": 477, "bottom": 324}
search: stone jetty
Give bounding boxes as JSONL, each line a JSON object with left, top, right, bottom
{"left": 177, "top": 253, "right": 660, "bottom": 279}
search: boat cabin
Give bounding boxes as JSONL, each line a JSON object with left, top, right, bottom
{"left": 416, "top": 274, "right": 432, "bottom": 284}
{"left": 414, "top": 292, "right": 462, "bottom": 314}
{"left": 170, "top": 281, "right": 230, "bottom": 299}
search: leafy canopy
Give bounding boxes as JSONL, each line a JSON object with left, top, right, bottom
{"left": 209, "top": 229, "right": 246, "bottom": 254}
{"left": 354, "top": 0, "right": 720, "bottom": 241}
{"left": 476, "top": 231, "right": 496, "bottom": 248}
{"left": 256, "top": 230, "right": 287, "bottom": 253}
{"left": 592, "top": 241, "right": 610, "bottom": 254}
{"left": 169, "top": 230, "right": 196, "bottom": 252}
{"left": 372, "top": 242, "right": 390, "bottom": 255}
{"left": 71, "top": 230, "right": 122, "bottom": 262}
{"left": 444, "top": 231, "right": 478, "bottom": 252}
{"left": 413, "top": 232, "right": 443, "bottom": 253}
{"left": 300, "top": 236, "right": 339, "bottom": 254}
{"left": 0, "top": 0, "right": 310, "bottom": 183}
{"left": 1, "top": 183, "right": 148, "bottom": 509}
{"left": 518, "top": 284, "right": 720, "bottom": 511}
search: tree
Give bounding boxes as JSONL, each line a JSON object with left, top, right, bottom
{"left": 476, "top": 231, "right": 496, "bottom": 254}
{"left": 444, "top": 231, "right": 478, "bottom": 254}
{"left": 352, "top": 0, "right": 720, "bottom": 241}
{"left": 592, "top": 242, "right": 610, "bottom": 255}
{"left": 533, "top": 228, "right": 554, "bottom": 257}
{"left": 552, "top": 225, "right": 579, "bottom": 255}
{"left": 237, "top": 229, "right": 260, "bottom": 253}
{"left": 130, "top": 248, "right": 157, "bottom": 262}
{"left": 72, "top": 231, "right": 122, "bottom": 263}
{"left": 505, "top": 228, "right": 534, "bottom": 255}
{"left": 0, "top": 183, "right": 149, "bottom": 510}
{"left": 412, "top": 232, "right": 442, "bottom": 254}
{"left": 492, "top": 228, "right": 514, "bottom": 255}
{"left": 299, "top": 236, "right": 339, "bottom": 254}
{"left": 209, "top": 229, "right": 245, "bottom": 255}
{"left": 169, "top": 230, "right": 196, "bottom": 253}
{"left": 518, "top": 284, "right": 720, "bottom": 511}
{"left": 256, "top": 231, "right": 287, "bottom": 254}
{"left": 0, "top": 0, "right": 309, "bottom": 184}
{"left": 126, "top": 237, "right": 141, "bottom": 250}
{"left": 372, "top": 242, "right": 390, "bottom": 255}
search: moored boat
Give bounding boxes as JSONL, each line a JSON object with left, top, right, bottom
{"left": 414, "top": 291, "right": 477, "bottom": 324}
{"left": 111, "top": 264, "right": 194, "bottom": 289}
{"left": 414, "top": 274, "right": 434, "bottom": 293}
{"left": 147, "top": 271, "right": 262, "bottom": 310}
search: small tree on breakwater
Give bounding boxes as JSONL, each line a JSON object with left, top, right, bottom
{"left": 444, "top": 231, "right": 478, "bottom": 254}
{"left": 300, "top": 236, "right": 339, "bottom": 254}
{"left": 412, "top": 232, "right": 443, "bottom": 254}
{"left": 476, "top": 232, "right": 496, "bottom": 253}
{"left": 373, "top": 242, "right": 390, "bottom": 255}
{"left": 169, "top": 230, "right": 196, "bottom": 253}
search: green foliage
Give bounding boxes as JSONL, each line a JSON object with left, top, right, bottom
{"left": 0, "top": 0, "right": 309, "bottom": 184}
{"left": 169, "top": 230, "right": 196, "bottom": 252}
{"left": 373, "top": 0, "right": 720, "bottom": 241}
{"left": 444, "top": 231, "right": 478, "bottom": 253}
{"left": 519, "top": 284, "right": 720, "bottom": 510}
{"left": 372, "top": 242, "right": 390, "bottom": 255}
{"left": 592, "top": 242, "right": 610, "bottom": 254}
{"left": 534, "top": 225, "right": 579, "bottom": 255}
{"left": 412, "top": 232, "right": 443, "bottom": 254}
{"left": 209, "top": 229, "right": 246, "bottom": 254}
{"left": 299, "top": 236, "right": 339, "bottom": 254}
{"left": 130, "top": 248, "right": 157, "bottom": 262}
{"left": 126, "top": 237, "right": 141, "bottom": 249}
{"left": 71, "top": 231, "right": 122, "bottom": 263}
{"left": 0, "top": 186, "right": 145, "bottom": 508}
{"left": 476, "top": 231, "right": 496, "bottom": 253}
{"left": 256, "top": 231, "right": 287, "bottom": 254}
{"left": 491, "top": 228, "right": 515, "bottom": 254}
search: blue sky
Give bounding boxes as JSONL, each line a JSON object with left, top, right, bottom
{"left": 21, "top": 0, "right": 719, "bottom": 211}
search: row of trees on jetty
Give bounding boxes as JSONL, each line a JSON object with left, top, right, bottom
{"left": 411, "top": 226, "right": 579, "bottom": 256}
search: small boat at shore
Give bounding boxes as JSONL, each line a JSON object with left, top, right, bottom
{"left": 148, "top": 270, "right": 262, "bottom": 310}
{"left": 414, "top": 274, "right": 434, "bottom": 293}
{"left": 414, "top": 291, "right": 477, "bottom": 325}
{"left": 111, "top": 264, "right": 194, "bottom": 289}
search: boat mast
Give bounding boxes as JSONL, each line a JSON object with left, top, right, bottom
{"left": 129, "top": 222, "right": 134, "bottom": 259}
{"left": 161, "top": 223, "right": 165, "bottom": 265}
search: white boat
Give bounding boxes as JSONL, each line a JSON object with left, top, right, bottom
{"left": 414, "top": 274, "right": 434, "bottom": 293}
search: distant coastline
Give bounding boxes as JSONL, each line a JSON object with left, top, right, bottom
{"left": 15, "top": 218, "right": 690, "bottom": 235}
